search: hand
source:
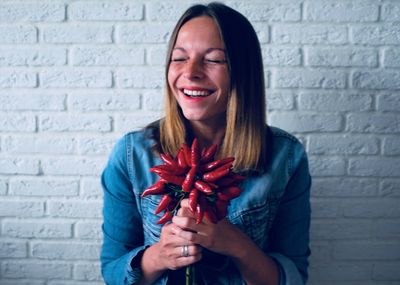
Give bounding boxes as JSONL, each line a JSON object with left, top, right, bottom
{"left": 173, "top": 199, "right": 248, "bottom": 258}
{"left": 151, "top": 217, "right": 202, "bottom": 271}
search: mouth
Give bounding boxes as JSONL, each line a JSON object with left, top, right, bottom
{"left": 180, "top": 88, "right": 215, "bottom": 98}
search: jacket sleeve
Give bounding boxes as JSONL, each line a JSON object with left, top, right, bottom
{"left": 267, "top": 143, "right": 312, "bottom": 285}
{"left": 100, "top": 135, "right": 146, "bottom": 285}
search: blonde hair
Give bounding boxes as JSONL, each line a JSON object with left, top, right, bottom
{"left": 159, "top": 2, "right": 266, "bottom": 172}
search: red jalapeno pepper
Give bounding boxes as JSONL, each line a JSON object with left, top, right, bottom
{"left": 156, "top": 173, "right": 184, "bottom": 186}
{"left": 182, "top": 166, "right": 197, "bottom": 192}
{"left": 154, "top": 194, "right": 173, "bottom": 215}
{"left": 191, "top": 138, "right": 200, "bottom": 167}
{"left": 188, "top": 188, "right": 199, "bottom": 214}
{"left": 201, "top": 157, "right": 234, "bottom": 172}
{"left": 202, "top": 166, "right": 231, "bottom": 182}
{"left": 141, "top": 180, "right": 166, "bottom": 197}
{"left": 177, "top": 148, "right": 188, "bottom": 169}
{"left": 200, "top": 144, "right": 218, "bottom": 163}
{"left": 157, "top": 211, "right": 173, "bottom": 224}
{"left": 160, "top": 153, "right": 178, "bottom": 167}
{"left": 194, "top": 180, "right": 213, "bottom": 195}
{"left": 196, "top": 202, "right": 204, "bottom": 224}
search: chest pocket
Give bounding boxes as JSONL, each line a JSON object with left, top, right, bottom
{"left": 232, "top": 197, "right": 280, "bottom": 249}
{"left": 142, "top": 195, "right": 163, "bottom": 242}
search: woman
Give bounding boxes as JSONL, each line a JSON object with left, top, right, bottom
{"left": 100, "top": 2, "right": 311, "bottom": 285}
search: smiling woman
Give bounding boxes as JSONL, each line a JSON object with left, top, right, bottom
{"left": 100, "top": 2, "right": 311, "bottom": 285}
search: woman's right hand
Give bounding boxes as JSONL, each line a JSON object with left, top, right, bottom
{"left": 151, "top": 222, "right": 203, "bottom": 271}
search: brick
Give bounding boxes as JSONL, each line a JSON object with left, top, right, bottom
{"left": 312, "top": 178, "right": 378, "bottom": 197}
{"left": 306, "top": 47, "right": 377, "bottom": 67}
{"left": 0, "top": 70, "right": 37, "bottom": 88}
{"left": 373, "top": 262, "right": 400, "bottom": 280}
{"left": 273, "top": 24, "right": 348, "bottom": 44}
{"left": 351, "top": 24, "right": 400, "bottom": 45}
{"left": 146, "top": 2, "right": 192, "bottom": 21}
{"left": 229, "top": 2, "right": 301, "bottom": 22}
{"left": 0, "top": 93, "right": 65, "bottom": 111}
{"left": 311, "top": 220, "right": 372, "bottom": 240}
{"left": 308, "top": 134, "right": 379, "bottom": 155}
{"left": 75, "top": 221, "right": 102, "bottom": 239}
{"left": 69, "top": 2, "right": 143, "bottom": 21}
{"left": 381, "top": 3, "right": 400, "bottom": 21}
{"left": 0, "top": 240, "right": 27, "bottom": 258}
{"left": 41, "top": 157, "right": 106, "bottom": 176}
{"left": 142, "top": 89, "right": 164, "bottom": 112}
{"left": 42, "top": 24, "right": 112, "bottom": 43}
{"left": 0, "top": 47, "right": 67, "bottom": 66}
{"left": 299, "top": 91, "right": 372, "bottom": 111}
{"left": 31, "top": 241, "right": 100, "bottom": 260}
{"left": 309, "top": 262, "right": 372, "bottom": 281}
{"left": 347, "top": 113, "right": 400, "bottom": 134}
{"left": 40, "top": 70, "right": 112, "bottom": 88}
{"left": 0, "top": 114, "right": 36, "bottom": 132}
{"left": 73, "top": 262, "right": 102, "bottom": 281}
{"left": 266, "top": 91, "right": 295, "bottom": 111}
{"left": 252, "top": 23, "right": 270, "bottom": 43}
{"left": 9, "top": 178, "right": 79, "bottom": 196}
{"left": 353, "top": 70, "right": 400, "bottom": 90}
{"left": 39, "top": 114, "right": 111, "bottom": 132}
{"left": 0, "top": 3, "right": 65, "bottom": 22}
{"left": 0, "top": 179, "right": 7, "bottom": 195}
{"left": 0, "top": 281, "right": 45, "bottom": 285}
{"left": 0, "top": 157, "right": 39, "bottom": 175}
{"left": 115, "top": 113, "right": 162, "bottom": 132}
{"left": 0, "top": 200, "right": 44, "bottom": 217}
{"left": 349, "top": 157, "right": 400, "bottom": 177}
{"left": 2, "top": 219, "right": 72, "bottom": 238}
{"left": 383, "top": 136, "right": 400, "bottom": 155}
{"left": 343, "top": 198, "right": 400, "bottom": 218}
{"left": 79, "top": 136, "right": 116, "bottom": 155}
{"left": 377, "top": 93, "right": 400, "bottom": 112}
{"left": 305, "top": 1, "right": 379, "bottom": 22}
{"left": 262, "top": 47, "right": 301, "bottom": 66}
{"left": 71, "top": 46, "right": 144, "bottom": 66}
{"left": 380, "top": 179, "right": 400, "bottom": 197}
{"left": 116, "top": 67, "right": 164, "bottom": 88}
{"left": 273, "top": 68, "right": 346, "bottom": 89}
{"left": 69, "top": 92, "right": 140, "bottom": 111}
{"left": 2, "top": 261, "right": 71, "bottom": 279}
{"left": 373, "top": 220, "right": 400, "bottom": 238}
{"left": 147, "top": 45, "right": 168, "bottom": 65}
{"left": 0, "top": 25, "right": 37, "bottom": 44}
{"left": 383, "top": 48, "right": 400, "bottom": 67}
{"left": 3, "top": 136, "right": 77, "bottom": 154}
{"left": 311, "top": 198, "right": 343, "bottom": 218}
{"left": 81, "top": 178, "right": 104, "bottom": 200}
{"left": 309, "top": 241, "right": 331, "bottom": 261}
{"left": 268, "top": 112, "right": 343, "bottom": 133}
{"left": 309, "top": 156, "right": 346, "bottom": 176}
{"left": 116, "top": 23, "right": 174, "bottom": 43}
{"left": 48, "top": 200, "right": 102, "bottom": 218}
{"left": 333, "top": 242, "right": 400, "bottom": 260}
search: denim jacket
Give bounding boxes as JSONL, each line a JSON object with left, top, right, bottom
{"left": 100, "top": 124, "right": 311, "bottom": 285}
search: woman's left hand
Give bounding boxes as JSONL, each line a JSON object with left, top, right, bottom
{"left": 173, "top": 198, "right": 247, "bottom": 258}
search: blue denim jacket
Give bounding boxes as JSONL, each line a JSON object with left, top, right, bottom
{"left": 100, "top": 124, "right": 311, "bottom": 285}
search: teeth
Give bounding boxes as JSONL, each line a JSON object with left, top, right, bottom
{"left": 183, "top": 89, "right": 210, "bottom": 97}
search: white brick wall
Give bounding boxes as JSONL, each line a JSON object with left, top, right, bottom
{"left": 0, "top": 0, "right": 399, "bottom": 284}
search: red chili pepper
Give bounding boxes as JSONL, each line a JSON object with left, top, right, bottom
{"left": 154, "top": 194, "right": 173, "bottom": 215}
{"left": 200, "top": 144, "right": 218, "bottom": 163}
{"left": 182, "top": 166, "right": 197, "bottom": 192}
{"left": 202, "top": 166, "right": 231, "bottom": 182}
{"left": 157, "top": 211, "right": 173, "bottom": 224}
{"left": 141, "top": 180, "right": 166, "bottom": 197}
{"left": 191, "top": 138, "right": 200, "bottom": 167}
{"left": 188, "top": 188, "right": 198, "bottom": 213}
{"left": 196, "top": 203, "right": 204, "bottom": 224}
{"left": 182, "top": 143, "right": 191, "bottom": 168}
{"left": 160, "top": 153, "right": 178, "bottom": 167}
{"left": 217, "top": 186, "right": 242, "bottom": 201}
{"left": 201, "top": 157, "right": 234, "bottom": 172}
{"left": 156, "top": 172, "right": 184, "bottom": 186}
{"left": 177, "top": 148, "right": 188, "bottom": 169}
{"left": 194, "top": 180, "right": 213, "bottom": 195}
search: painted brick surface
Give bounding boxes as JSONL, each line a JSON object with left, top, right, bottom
{"left": 0, "top": 1, "right": 399, "bottom": 284}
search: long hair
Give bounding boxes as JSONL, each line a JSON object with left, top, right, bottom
{"left": 160, "top": 2, "right": 266, "bottom": 172}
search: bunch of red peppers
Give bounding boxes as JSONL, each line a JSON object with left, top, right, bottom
{"left": 141, "top": 138, "right": 244, "bottom": 225}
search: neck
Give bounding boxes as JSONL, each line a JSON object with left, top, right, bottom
{"left": 189, "top": 121, "right": 226, "bottom": 149}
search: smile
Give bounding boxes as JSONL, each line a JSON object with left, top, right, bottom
{"left": 181, "top": 88, "right": 214, "bottom": 98}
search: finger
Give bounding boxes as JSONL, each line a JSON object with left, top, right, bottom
{"left": 177, "top": 205, "right": 195, "bottom": 218}
{"left": 180, "top": 198, "right": 190, "bottom": 208}
{"left": 176, "top": 244, "right": 202, "bottom": 258}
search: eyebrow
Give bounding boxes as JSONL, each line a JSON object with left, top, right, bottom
{"left": 172, "top": 47, "right": 226, "bottom": 53}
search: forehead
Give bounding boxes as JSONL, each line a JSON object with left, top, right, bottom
{"left": 174, "top": 16, "right": 224, "bottom": 48}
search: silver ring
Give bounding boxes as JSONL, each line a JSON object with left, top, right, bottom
{"left": 182, "top": 245, "right": 189, "bottom": 257}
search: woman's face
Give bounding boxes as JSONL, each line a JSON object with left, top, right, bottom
{"left": 167, "top": 16, "right": 230, "bottom": 126}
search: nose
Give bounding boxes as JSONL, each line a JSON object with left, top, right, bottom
{"left": 183, "top": 59, "right": 204, "bottom": 80}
